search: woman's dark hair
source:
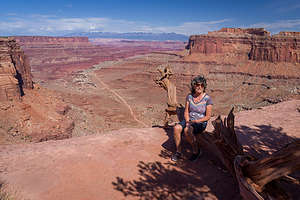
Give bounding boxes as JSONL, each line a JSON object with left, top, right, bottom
{"left": 190, "top": 75, "right": 207, "bottom": 94}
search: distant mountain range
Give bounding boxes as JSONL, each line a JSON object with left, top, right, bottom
{"left": 64, "top": 32, "right": 189, "bottom": 41}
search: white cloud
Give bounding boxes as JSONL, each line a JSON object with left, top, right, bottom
{"left": 148, "top": 19, "right": 231, "bottom": 35}
{"left": 249, "top": 19, "right": 300, "bottom": 33}
{"left": 0, "top": 14, "right": 230, "bottom": 36}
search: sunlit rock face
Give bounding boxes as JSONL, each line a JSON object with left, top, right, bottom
{"left": 186, "top": 28, "right": 300, "bottom": 63}
{"left": 0, "top": 37, "right": 33, "bottom": 101}
{"left": 186, "top": 28, "right": 266, "bottom": 56}
{"left": 0, "top": 37, "right": 74, "bottom": 144}
{"left": 249, "top": 32, "right": 300, "bottom": 63}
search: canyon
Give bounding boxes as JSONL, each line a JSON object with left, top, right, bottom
{"left": 14, "top": 36, "right": 184, "bottom": 81}
{"left": 0, "top": 28, "right": 299, "bottom": 142}
{"left": 1, "top": 29, "right": 300, "bottom": 143}
{"left": 0, "top": 28, "right": 299, "bottom": 199}
{"left": 0, "top": 36, "right": 186, "bottom": 143}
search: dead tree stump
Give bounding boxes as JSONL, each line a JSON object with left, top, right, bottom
{"left": 154, "top": 65, "right": 183, "bottom": 126}
{"left": 198, "top": 108, "right": 300, "bottom": 199}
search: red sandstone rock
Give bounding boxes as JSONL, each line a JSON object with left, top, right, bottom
{"left": 249, "top": 32, "right": 300, "bottom": 63}
{"left": 186, "top": 28, "right": 255, "bottom": 56}
{"left": 0, "top": 37, "right": 32, "bottom": 101}
{"left": 186, "top": 28, "right": 300, "bottom": 63}
{"left": 0, "top": 38, "right": 74, "bottom": 143}
{"left": 216, "top": 27, "right": 270, "bottom": 36}
{"left": 0, "top": 86, "right": 74, "bottom": 143}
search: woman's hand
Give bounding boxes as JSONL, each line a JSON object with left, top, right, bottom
{"left": 186, "top": 119, "right": 195, "bottom": 126}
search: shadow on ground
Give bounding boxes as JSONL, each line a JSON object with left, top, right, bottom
{"left": 236, "top": 124, "right": 297, "bottom": 157}
{"left": 112, "top": 157, "right": 238, "bottom": 200}
{"left": 112, "top": 124, "right": 298, "bottom": 200}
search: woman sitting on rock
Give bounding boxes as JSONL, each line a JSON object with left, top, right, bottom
{"left": 171, "top": 75, "right": 213, "bottom": 162}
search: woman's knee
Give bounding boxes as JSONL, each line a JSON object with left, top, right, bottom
{"left": 174, "top": 124, "right": 182, "bottom": 134}
{"left": 184, "top": 126, "right": 193, "bottom": 136}
{"left": 183, "top": 127, "right": 189, "bottom": 136}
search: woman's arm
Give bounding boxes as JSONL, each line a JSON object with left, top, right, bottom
{"left": 193, "top": 104, "right": 213, "bottom": 123}
{"left": 184, "top": 100, "right": 190, "bottom": 122}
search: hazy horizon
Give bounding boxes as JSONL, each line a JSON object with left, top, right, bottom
{"left": 1, "top": 0, "right": 300, "bottom": 36}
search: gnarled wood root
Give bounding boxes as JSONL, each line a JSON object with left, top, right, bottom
{"left": 201, "top": 108, "right": 300, "bottom": 200}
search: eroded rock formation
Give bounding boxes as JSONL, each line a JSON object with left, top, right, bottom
{"left": 186, "top": 28, "right": 300, "bottom": 63}
{"left": 186, "top": 28, "right": 262, "bottom": 56}
{"left": 0, "top": 37, "right": 32, "bottom": 101}
{"left": 0, "top": 37, "right": 74, "bottom": 143}
{"left": 249, "top": 32, "right": 300, "bottom": 63}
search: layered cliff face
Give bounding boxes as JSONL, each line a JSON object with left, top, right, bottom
{"left": 186, "top": 28, "right": 264, "bottom": 56}
{"left": 0, "top": 37, "right": 33, "bottom": 101}
{"left": 0, "top": 38, "right": 74, "bottom": 144}
{"left": 186, "top": 28, "right": 300, "bottom": 63}
{"left": 249, "top": 32, "right": 300, "bottom": 63}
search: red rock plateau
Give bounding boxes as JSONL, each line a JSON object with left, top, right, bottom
{"left": 0, "top": 100, "right": 299, "bottom": 200}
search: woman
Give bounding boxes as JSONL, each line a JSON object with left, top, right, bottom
{"left": 171, "top": 75, "right": 213, "bottom": 162}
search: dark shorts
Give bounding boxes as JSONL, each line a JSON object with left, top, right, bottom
{"left": 178, "top": 120, "right": 207, "bottom": 135}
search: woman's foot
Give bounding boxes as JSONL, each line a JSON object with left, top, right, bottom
{"left": 171, "top": 152, "right": 182, "bottom": 162}
{"left": 189, "top": 149, "right": 202, "bottom": 162}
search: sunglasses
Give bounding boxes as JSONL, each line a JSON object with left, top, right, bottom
{"left": 193, "top": 83, "right": 203, "bottom": 88}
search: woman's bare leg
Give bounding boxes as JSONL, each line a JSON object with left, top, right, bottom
{"left": 173, "top": 124, "right": 183, "bottom": 153}
{"left": 184, "top": 125, "right": 199, "bottom": 154}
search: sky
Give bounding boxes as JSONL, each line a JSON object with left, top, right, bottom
{"left": 1, "top": 0, "right": 300, "bottom": 36}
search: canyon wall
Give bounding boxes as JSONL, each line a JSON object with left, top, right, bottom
{"left": 0, "top": 37, "right": 33, "bottom": 101}
{"left": 186, "top": 28, "right": 300, "bottom": 63}
{"left": 186, "top": 28, "right": 265, "bottom": 56}
{"left": 249, "top": 32, "right": 300, "bottom": 63}
{"left": 0, "top": 37, "right": 75, "bottom": 143}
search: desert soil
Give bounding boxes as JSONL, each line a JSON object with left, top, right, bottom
{"left": 0, "top": 100, "right": 299, "bottom": 200}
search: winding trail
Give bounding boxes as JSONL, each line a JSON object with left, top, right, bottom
{"left": 90, "top": 73, "right": 148, "bottom": 127}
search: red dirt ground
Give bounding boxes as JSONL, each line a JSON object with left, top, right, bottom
{"left": 0, "top": 100, "right": 299, "bottom": 200}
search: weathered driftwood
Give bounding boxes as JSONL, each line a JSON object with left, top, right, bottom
{"left": 211, "top": 108, "right": 244, "bottom": 175}
{"left": 234, "top": 140, "right": 300, "bottom": 200}
{"left": 198, "top": 108, "right": 300, "bottom": 200}
{"left": 243, "top": 141, "right": 300, "bottom": 192}
{"left": 154, "top": 65, "right": 183, "bottom": 125}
